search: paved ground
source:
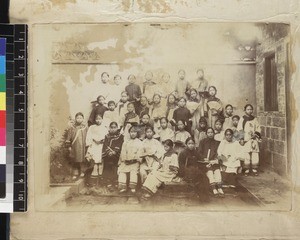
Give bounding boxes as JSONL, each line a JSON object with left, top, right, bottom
{"left": 65, "top": 176, "right": 264, "bottom": 211}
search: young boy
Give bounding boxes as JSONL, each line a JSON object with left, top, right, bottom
{"left": 231, "top": 115, "right": 241, "bottom": 142}
{"left": 125, "top": 74, "right": 142, "bottom": 103}
{"left": 194, "top": 117, "right": 208, "bottom": 148}
{"left": 214, "top": 119, "right": 224, "bottom": 142}
{"left": 142, "top": 71, "right": 157, "bottom": 104}
{"left": 175, "top": 69, "right": 190, "bottom": 99}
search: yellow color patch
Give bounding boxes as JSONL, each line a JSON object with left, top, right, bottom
{"left": 0, "top": 92, "right": 5, "bottom": 110}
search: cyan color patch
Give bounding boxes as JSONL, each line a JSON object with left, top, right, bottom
{"left": 0, "top": 56, "right": 5, "bottom": 74}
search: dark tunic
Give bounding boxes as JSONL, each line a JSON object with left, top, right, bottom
{"left": 102, "top": 133, "right": 124, "bottom": 181}
{"left": 88, "top": 104, "right": 108, "bottom": 126}
{"left": 172, "top": 107, "right": 192, "bottom": 133}
{"left": 125, "top": 83, "right": 142, "bottom": 102}
{"left": 178, "top": 147, "right": 209, "bottom": 200}
{"left": 198, "top": 138, "right": 220, "bottom": 171}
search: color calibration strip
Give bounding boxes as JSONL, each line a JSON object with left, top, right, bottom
{"left": 0, "top": 24, "right": 28, "bottom": 212}
{"left": 0, "top": 38, "right": 6, "bottom": 199}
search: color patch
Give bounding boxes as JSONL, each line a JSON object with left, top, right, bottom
{"left": 0, "top": 147, "right": 5, "bottom": 164}
{"left": 0, "top": 56, "right": 5, "bottom": 74}
{"left": 0, "top": 93, "right": 5, "bottom": 110}
{"left": 0, "top": 111, "right": 5, "bottom": 128}
{"left": 0, "top": 75, "right": 4, "bottom": 92}
{"left": 0, "top": 128, "right": 5, "bottom": 146}
{"left": 0, "top": 39, "right": 5, "bottom": 55}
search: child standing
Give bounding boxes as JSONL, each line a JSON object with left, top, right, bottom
{"left": 174, "top": 120, "right": 191, "bottom": 154}
{"left": 117, "top": 91, "right": 130, "bottom": 124}
{"left": 172, "top": 97, "right": 192, "bottom": 134}
{"left": 135, "top": 96, "right": 149, "bottom": 118}
{"left": 204, "top": 86, "right": 223, "bottom": 128}
{"left": 102, "top": 122, "right": 124, "bottom": 187}
{"left": 103, "top": 100, "right": 119, "bottom": 128}
{"left": 149, "top": 94, "right": 167, "bottom": 134}
{"left": 237, "top": 104, "right": 261, "bottom": 176}
{"left": 142, "top": 139, "right": 179, "bottom": 199}
{"left": 85, "top": 114, "right": 108, "bottom": 179}
{"left": 142, "top": 71, "right": 157, "bottom": 104}
{"left": 198, "top": 127, "right": 223, "bottom": 197}
{"left": 88, "top": 95, "right": 108, "bottom": 126}
{"left": 66, "top": 112, "right": 88, "bottom": 180}
{"left": 187, "top": 88, "right": 205, "bottom": 134}
{"left": 194, "top": 117, "right": 208, "bottom": 148}
{"left": 125, "top": 74, "right": 142, "bottom": 103}
{"left": 110, "top": 75, "right": 125, "bottom": 103}
{"left": 118, "top": 126, "right": 142, "bottom": 193}
{"left": 122, "top": 102, "right": 140, "bottom": 140}
{"left": 158, "top": 117, "right": 175, "bottom": 143}
{"left": 175, "top": 69, "right": 190, "bottom": 99}
{"left": 140, "top": 126, "right": 164, "bottom": 183}
{"left": 166, "top": 94, "right": 177, "bottom": 130}
{"left": 223, "top": 104, "right": 234, "bottom": 130}
{"left": 190, "top": 69, "right": 208, "bottom": 96}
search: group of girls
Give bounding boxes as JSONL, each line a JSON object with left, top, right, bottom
{"left": 65, "top": 69, "right": 262, "bottom": 199}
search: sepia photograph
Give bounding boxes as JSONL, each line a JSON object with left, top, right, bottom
{"left": 31, "top": 22, "right": 292, "bottom": 211}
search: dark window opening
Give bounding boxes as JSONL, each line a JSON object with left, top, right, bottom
{"left": 264, "top": 54, "right": 278, "bottom": 111}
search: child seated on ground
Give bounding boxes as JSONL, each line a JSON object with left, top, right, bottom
{"left": 118, "top": 126, "right": 142, "bottom": 193}
{"left": 234, "top": 132, "right": 250, "bottom": 175}
{"left": 142, "top": 139, "right": 179, "bottom": 199}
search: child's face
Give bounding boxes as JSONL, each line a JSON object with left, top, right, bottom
{"left": 129, "top": 129, "right": 138, "bottom": 139}
{"left": 199, "top": 122, "right": 206, "bottom": 130}
{"left": 75, "top": 115, "right": 84, "bottom": 125}
{"left": 177, "top": 121, "right": 185, "bottom": 131}
{"left": 141, "top": 115, "right": 150, "bottom": 124}
{"left": 239, "top": 139, "right": 245, "bottom": 146}
{"left": 164, "top": 144, "right": 171, "bottom": 152}
{"left": 128, "top": 75, "right": 135, "bottom": 84}
{"left": 206, "top": 129, "right": 214, "bottom": 138}
{"left": 101, "top": 74, "right": 109, "bottom": 84}
{"left": 168, "top": 95, "right": 175, "bottom": 104}
{"left": 114, "top": 76, "right": 121, "bottom": 85}
{"left": 187, "top": 140, "right": 195, "bottom": 150}
{"left": 109, "top": 124, "right": 118, "bottom": 134}
{"left": 197, "top": 70, "right": 204, "bottom": 79}
{"left": 162, "top": 74, "right": 170, "bottom": 83}
{"left": 108, "top": 103, "right": 116, "bottom": 111}
{"left": 153, "top": 95, "right": 160, "bottom": 104}
{"left": 209, "top": 87, "right": 216, "bottom": 97}
{"left": 127, "top": 104, "right": 135, "bottom": 113}
{"left": 95, "top": 116, "right": 103, "bottom": 125}
{"left": 178, "top": 99, "right": 186, "bottom": 107}
{"left": 226, "top": 106, "right": 233, "bottom": 116}
{"left": 215, "top": 122, "right": 222, "bottom": 131}
{"left": 145, "top": 129, "right": 154, "bottom": 139}
{"left": 190, "top": 91, "right": 197, "bottom": 99}
{"left": 160, "top": 119, "right": 168, "bottom": 129}
{"left": 178, "top": 71, "right": 185, "bottom": 80}
{"left": 245, "top": 106, "right": 253, "bottom": 116}
{"left": 97, "top": 97, "right": 105, "bottom": 105}
{"left": 145, "top": 72, "right": 153, "bottom": 81}
{"left": 140, "top": 97, "right": 147, "bottom": 106}
{"left": 232, "top": 118, "right": 239, "bottom": 127}
{"left": 225, "top": 131, "right": 233, "bottom": 142}
{"left": 121, "top": 93, "right": 128, "bottom": 102}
